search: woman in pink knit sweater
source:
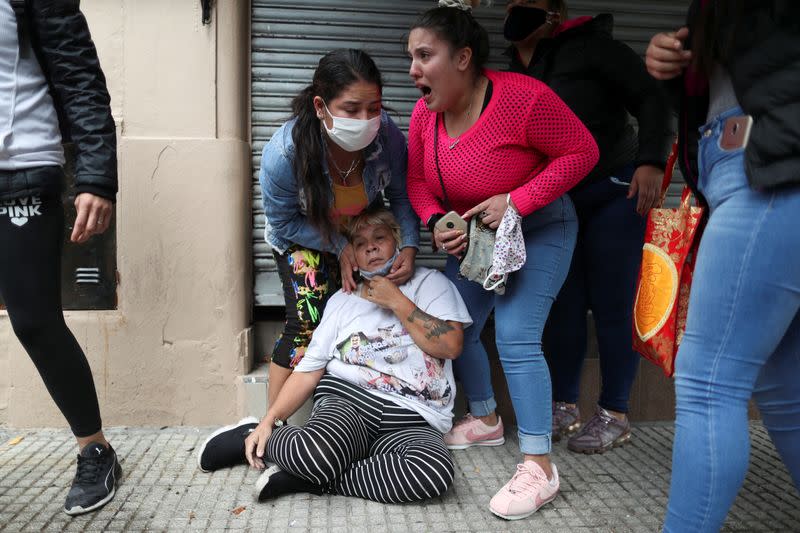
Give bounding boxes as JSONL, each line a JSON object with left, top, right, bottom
{"left": 406, "top": 2, "right": 598, "bottom": 520}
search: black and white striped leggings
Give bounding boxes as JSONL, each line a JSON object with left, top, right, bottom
{"left": 266, "top": 374, "right": 455, "bottom": 503}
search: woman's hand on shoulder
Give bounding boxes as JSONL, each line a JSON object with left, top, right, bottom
{"left": 339, "top": 243, "right": 359, "bottom": 294}
{"left": 385, "top": 247, "right": 417, "bottom": 285}
{"left": 646, "top": 27, "right": 692, "bottom": 80}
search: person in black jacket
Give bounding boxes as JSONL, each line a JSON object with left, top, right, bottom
{"left": 0, "top": 0, "right": 120, "bottom": 515}
{"left": 502, "top": 0, "right": 675, "bottom": 453}
{"left": 647, "top": 1, "right": 800, "bottom": 531}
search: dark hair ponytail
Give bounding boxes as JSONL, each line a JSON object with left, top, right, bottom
{"left": 410, "top": 6, "right": 490, "bottom": 78}
{"left": 290, "top": 49, "right": 383, "bottom": 243}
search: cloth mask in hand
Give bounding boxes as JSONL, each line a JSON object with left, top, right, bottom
{"left": 483, "top": 206, "right": 526, "bottom": 292}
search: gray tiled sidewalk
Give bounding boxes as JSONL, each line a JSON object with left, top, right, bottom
{"left": 0, "top": 423, "right": 797, "bottom": 532}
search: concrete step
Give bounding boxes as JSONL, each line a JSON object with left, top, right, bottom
{"left": 238, "top": 362, "right": 313, "bottom": 424}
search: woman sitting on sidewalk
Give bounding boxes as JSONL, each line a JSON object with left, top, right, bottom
{"left": 197, "top": 209, "right": 472, "bottom": 503}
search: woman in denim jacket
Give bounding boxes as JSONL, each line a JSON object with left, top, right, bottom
{"left": 259, "top": 49, "right": 420, "bottom": 403}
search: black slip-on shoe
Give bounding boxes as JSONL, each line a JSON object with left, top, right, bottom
{"left": 197, "top": 417, "right": 259, "bottom": 472}
{"left": 254, "top": 465, "right": 324, "bottom": 501}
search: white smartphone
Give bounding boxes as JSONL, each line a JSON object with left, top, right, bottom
{"left": 434, "top": 211, "right": 468, "bottom": 234}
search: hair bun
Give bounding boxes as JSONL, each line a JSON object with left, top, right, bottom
{"left": 438, "top": 0, "right": 473, "bottom": 11}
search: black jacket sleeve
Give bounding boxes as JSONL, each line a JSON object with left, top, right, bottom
{"left": 588, "top": 36, "right": 676, "bottom": 170}
{"left": 29, "top": 0, "right": 118, "bottom": 200}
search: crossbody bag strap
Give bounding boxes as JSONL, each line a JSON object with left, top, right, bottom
{"left": 433, "top": 114, "right": 453, "bottom": 212}
{"left": 656, "top": 140, "right": 679, "bottom": 208}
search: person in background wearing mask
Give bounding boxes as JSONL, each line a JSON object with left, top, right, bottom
{"left": 647, "top": 1, "right": 800, "bottom": 530}
{"left": 504, "top": 0, "right": 675, "bottom": 453}
{"left": 197, "top": 209, "right": 470, "bottom": 505}
{"left": 254, "top": 49, "right": 419, "bottom": 407}
{"left": 0, "top": 0, "right": 120, "bottom": 515}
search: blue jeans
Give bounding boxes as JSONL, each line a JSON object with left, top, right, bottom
{"left": 449, "top": 196, "right": 577, "bottom": 455}
{"left": 545, "top": 166, "right": 646, "bottom": 413}
{"left": 664, "top": 107, "right": 800, "bottom": 532}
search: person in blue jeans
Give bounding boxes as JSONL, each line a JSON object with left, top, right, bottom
{"left": 647, "top": 1, "right": 800, "bottom": 530}
{"left": 444, "top": 198, "right": 578, "bottom": 459}
{"left": 406, "top": 4, "right": 598, "bottom": 519}
{"left": 503, "top": 0, "right": 675, "bottom": 453}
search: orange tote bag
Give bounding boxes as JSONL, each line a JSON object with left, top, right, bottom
{"left": 632, "top": 143, "right": 705, "bottom": 377}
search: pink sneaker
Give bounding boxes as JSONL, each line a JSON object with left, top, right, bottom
{"left": 443, "top": 414, "right": 505, "bottom": 450}
{"left": 489, "top": 461, "right": 560, "bottom": 520}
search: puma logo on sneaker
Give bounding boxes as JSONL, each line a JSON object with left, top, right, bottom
{"left": 64, "top": 442, "right": 122, "bottom": 516}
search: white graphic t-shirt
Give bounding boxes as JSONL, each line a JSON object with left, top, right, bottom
{"left": 295, "top": 267, "right": 472, "bottom": 432}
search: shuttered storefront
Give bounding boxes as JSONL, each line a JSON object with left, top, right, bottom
{"left": 251, "top": 0, "right": 688, "bottom": 306}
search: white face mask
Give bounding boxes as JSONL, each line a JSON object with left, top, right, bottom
{"left": 322, "top": 103, "right": 381, "bottom": 152}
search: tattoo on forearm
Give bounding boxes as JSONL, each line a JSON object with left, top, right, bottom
{"left": 408, "top": 308, "right": 454, "bottom": 340}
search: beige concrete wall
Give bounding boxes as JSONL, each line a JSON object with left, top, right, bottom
{"left": 0, "top": 0, "right": 254, "bottom": 427}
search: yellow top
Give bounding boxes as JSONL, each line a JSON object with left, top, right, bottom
{"left": 331, "top": 182, "right": 369, "bottom": 226}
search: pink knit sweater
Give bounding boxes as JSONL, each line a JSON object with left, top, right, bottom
{"left": 407, "top": 69, "right": 599, "bottom": 223}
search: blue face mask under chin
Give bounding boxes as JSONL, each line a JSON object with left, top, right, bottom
{"left": 359, "top": 249, "right": 400, "bottom": 280}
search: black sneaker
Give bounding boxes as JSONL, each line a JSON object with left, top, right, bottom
{"left": 197, "top": 417, "right": 259, "bottom": 472}
{"left": 254, "top": 465, "right": 323, "bottom": 501}
{"left": 64, "top": 442, "right": 122, "bottom": 516}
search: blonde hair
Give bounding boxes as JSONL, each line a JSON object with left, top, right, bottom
{"left": 346, "top": 208, "right": 402, "bottom": 246}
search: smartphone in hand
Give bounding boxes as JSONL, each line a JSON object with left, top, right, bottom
{"left": 434, "top": 211, "right": 468, "bottom": 234}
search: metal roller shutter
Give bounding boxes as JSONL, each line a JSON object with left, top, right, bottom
{"left": 251, "top": 0, "right": 689, "bottom": 306}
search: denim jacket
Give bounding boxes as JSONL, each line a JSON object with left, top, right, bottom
{"left": 259, "top": 110, "right": 420, "bottom": 256}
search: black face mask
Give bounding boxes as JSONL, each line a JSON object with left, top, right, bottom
{"left": 503, "top": 6, "right": 549, "bottom": 42}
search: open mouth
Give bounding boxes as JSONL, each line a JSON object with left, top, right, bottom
{"left": 416, "top": 84, "right": 432, "bottom": 99}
